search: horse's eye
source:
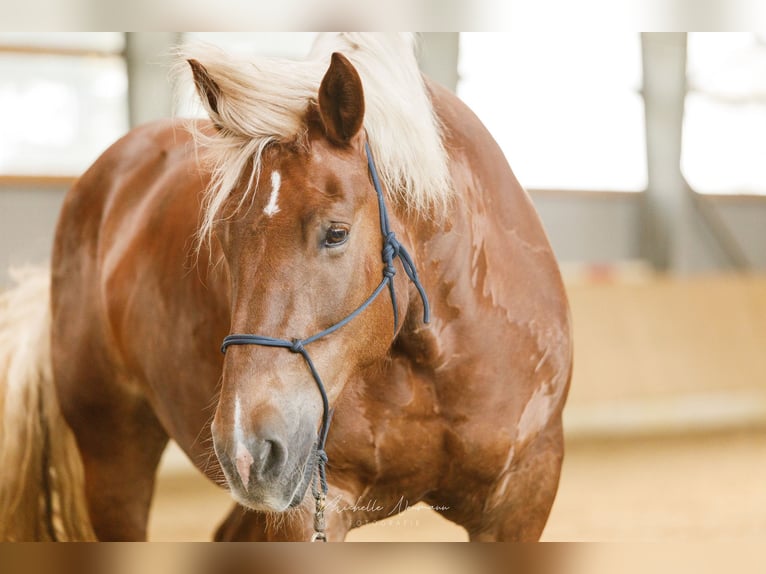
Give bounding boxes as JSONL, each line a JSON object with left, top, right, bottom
{"left": 324, "top": 225, "right": 349, "bottom": 247}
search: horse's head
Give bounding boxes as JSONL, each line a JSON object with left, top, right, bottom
{"left": 189, "top": 53, "right": 421, "bottom": 511}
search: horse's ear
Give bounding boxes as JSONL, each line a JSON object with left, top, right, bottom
{"left": 188, "top": 59, "right": 221, "bottom": 118}
{"left": 318, "top": 52, "right": 365, "bottom": 145}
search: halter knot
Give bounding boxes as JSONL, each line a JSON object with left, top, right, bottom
{"left": 382, "top": 233, "right": 400, "bottom": 281}
{"left": 289, "top": 339, "right": 305, "bottom": 354}
{"left": 383, "top": 264, "right": 397, "bottom": 279}
{"left": 382, "top": 232, "right": 400, "bottom": 259}
{"left": 316, "top": 449, "right": 328, "bottom": 464}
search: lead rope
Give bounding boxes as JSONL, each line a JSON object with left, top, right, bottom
{"left": 289, "top": 342, "right": 331, "bottom": 542}
{"left": 221, "top": 141, "right": 430, "bottom": 542}
{"left": 310, "top": 450, "right": 328, "bottom": 542}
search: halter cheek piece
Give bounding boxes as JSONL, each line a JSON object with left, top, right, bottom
{"left": 220, "top": 141, "right": 430, "bottom": 541}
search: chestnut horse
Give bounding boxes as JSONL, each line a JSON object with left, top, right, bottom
{"left": 0, "top": 33, "right": 571, "bottom": 541}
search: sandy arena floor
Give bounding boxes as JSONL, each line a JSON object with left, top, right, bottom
{"left": 148, "top": 428, "right": 766, "bottom": 541}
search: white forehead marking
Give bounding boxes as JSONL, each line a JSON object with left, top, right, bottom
{"left": 264, "top": 170, "right": 281, "bottom": 216}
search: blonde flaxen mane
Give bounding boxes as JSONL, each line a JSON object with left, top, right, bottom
{"left": 177, "top": 33, "right": 453, "bottom": 246}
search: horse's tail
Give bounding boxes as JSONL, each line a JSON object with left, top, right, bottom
{"left": 0, "top": 266, "right": 95, "bottom": 541}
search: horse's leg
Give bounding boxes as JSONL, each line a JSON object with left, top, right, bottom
{"left": 435, "top": 419, "right": 565, "bottom": 542}
{"left": 60, "top": 385, "right": 169, "bottom": 541}
{"left": 214, "top": 499, "right": 351, "bottom": 541}
{"left": 477, "top": 420, "right": 564, "bottom": 542}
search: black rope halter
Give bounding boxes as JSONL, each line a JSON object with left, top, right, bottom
{"left": 220, "top": 141, "right": 430, "bottom": 541}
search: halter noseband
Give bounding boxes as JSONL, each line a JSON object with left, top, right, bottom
{"left": 220, "top": 141, "right": 430, "bottom": 541}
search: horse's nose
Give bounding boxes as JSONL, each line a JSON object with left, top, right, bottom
{"left": 234, "top": 436, "right": 288, "bottom": 488}
{"left": 212, "top": 402, "right": 317, "bottom": 510}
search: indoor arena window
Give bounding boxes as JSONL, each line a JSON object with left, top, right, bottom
{"left": 0, "top": 33, "right": 129, "bottom": 177}
{"left": 457, "top": 33, "right": 646, "bottom": 192}
{"left": 682, "top": 33, "right": 766, "bottom": 196}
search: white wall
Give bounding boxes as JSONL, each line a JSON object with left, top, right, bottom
{"left": 0, "top": 185, "right": 67, "bottom": 287}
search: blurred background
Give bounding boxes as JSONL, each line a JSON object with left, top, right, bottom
{"left": 0, "top": 33, "right": 764, "bottom": 541}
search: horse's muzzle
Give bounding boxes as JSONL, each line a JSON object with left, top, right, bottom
{"left": 213, "top": 423, "right": 316, "bottom": 512}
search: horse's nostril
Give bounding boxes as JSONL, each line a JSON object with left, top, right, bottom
{"left": 254, "top": 438, "right": 287, "bottom": 480}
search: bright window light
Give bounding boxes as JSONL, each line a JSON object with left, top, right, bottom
{"left": 458, "top": 33, "right": 646, "bottom": 192}
{"left": 682, "top": 33, "right": 766, "bottom": 195}
{"left": 0, "top": 52, "right": 128, "bottom": 176}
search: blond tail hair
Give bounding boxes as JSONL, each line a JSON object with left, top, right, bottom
{"left": 0, "top": 267, "right": 96, "bottom": 541}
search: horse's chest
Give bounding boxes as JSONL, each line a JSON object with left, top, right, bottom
{"left": 329, "top": 359, "right": 446, "bottom": 493}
